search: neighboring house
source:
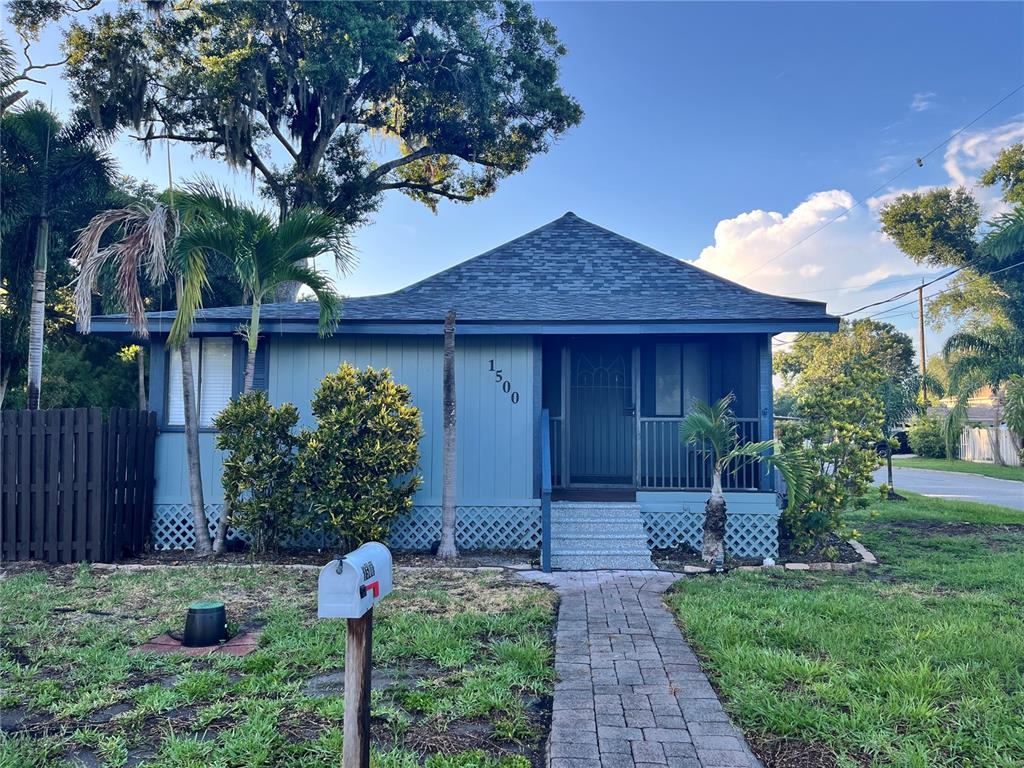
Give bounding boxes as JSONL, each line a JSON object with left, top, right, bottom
{"left": 931, "top": 385, "right": 1006, "bottom": 426}
{"left": 91, "top": 213, "right": 838, "bottom": 567}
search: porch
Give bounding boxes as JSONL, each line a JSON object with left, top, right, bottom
{"left": 540, "top": 333, "right": 774, "bottom": 496}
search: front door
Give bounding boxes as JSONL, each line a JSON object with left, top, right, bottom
{"left": 568, "top": 340, "right": 635, "bottom": 485}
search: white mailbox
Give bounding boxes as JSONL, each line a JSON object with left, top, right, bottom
{"left": 318, "top": 542, "right": 393, "bottom": 619}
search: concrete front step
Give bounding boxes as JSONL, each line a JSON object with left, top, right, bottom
{"left": 549, "top": 501, "right": 655, "bottom": 570}
{"left": 549, "top": 538, "right": 652, "bottom": 553}
{"left": 551, "top": 553, "right": 656, "bottom": 570}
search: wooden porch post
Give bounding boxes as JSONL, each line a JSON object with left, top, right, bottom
{"left": 758, "top": 334, "right": 774, "bottom": 491}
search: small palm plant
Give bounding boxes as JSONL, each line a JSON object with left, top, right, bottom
{"left": 680, "top": 393, "right": 812, "bottom": 564}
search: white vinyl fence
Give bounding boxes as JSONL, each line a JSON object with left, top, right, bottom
{"left": 960, "top": 425, "right": 1021, "bottom": 467}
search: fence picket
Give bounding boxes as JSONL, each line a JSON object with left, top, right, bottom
{"left": 2, "top": 412, "right": 16, "bottom": 560}
{"left": 46, "top": 411, "right": 60, "bottom": 563}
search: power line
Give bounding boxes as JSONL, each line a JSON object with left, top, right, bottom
{"left": 772, "top": 258, "right": 1024, "bottom": 347}
{"left": 839, "top": 267, "right": 962, "bottom": 317}
{"left": 738, "top": 81, "right": 1024, "bottom": 281}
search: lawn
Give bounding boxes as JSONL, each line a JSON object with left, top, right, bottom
{"left": 891, "top": 454, "right": 1024, "bottom": 483}
{"left": 0, "top": 565, "right": 556, "bottom": 768}
{"left": 665, "top": 494, "right": 1024, "bottom": 768}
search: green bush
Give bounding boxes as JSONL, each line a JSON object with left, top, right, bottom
{"left": 908, "top": 414, "right": 946, "bottom": 458}
{"left": 213, "top": 391, "right": 300, "bottom": 554}
{"left": 775, "top": 326, "right": 885, "bottom": 552}
{"left": 293, "top": 364, "right": 423, "bottom": 549}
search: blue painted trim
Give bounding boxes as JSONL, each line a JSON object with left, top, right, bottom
{"left": 540, "top": 408, "right": 552, "bottom": 573}
{"left": 90, "top": 317, "right": 839, "bottom": 337}
{"left": 149, "top": 339, "right": 167, "bottom": 426}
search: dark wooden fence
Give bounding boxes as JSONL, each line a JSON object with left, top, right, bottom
{"left": 1, "top": 408, "right": 157, "bottom": 563}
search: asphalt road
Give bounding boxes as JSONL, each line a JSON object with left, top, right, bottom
{"left": 874, "top": 464, "right": 1024, "bottom": 511}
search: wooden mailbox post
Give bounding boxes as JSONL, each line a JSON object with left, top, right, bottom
{"left": 318, "top": 542, "right": 394, "bottom": 768}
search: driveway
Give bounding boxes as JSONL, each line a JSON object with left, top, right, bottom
{"left": 874, "top": 465, "right": 1024, "bottom": 511}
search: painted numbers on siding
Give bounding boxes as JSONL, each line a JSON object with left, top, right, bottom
{"left": 488, "top": 359, "right": 520, "bottom": 405}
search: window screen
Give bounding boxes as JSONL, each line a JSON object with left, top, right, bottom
{"left": 654, "top": 343, "right": 682, "bottom": 416}
{"left": 682, "top": 342, "right": 710, "bottom": 414}
{"left": 199, "top": 338, "right": 233, "bottom": 426}
{"left": 166, "top": 338, "right": 234, "bottom": 427}
{"left": 166, "top": 344, "right": 200, "bottom": 426}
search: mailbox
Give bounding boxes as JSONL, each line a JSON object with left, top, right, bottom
{"left": 318, "top": 542, "right": 393, "bottom": 619}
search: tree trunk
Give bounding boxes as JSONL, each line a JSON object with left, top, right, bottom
{"left": 137, "top": 346, "right": 147, "bottom": 410}
{"left": 26, "top": 217, "right": 49, "bottom": 410}
{"left": 437, "top": 310, "right": 458, "bottom": 560}
{"left": 0, "top": 364, "right": 9, "bottom": 409}
{"left": 702, "top": 491, "right": 726, "bottom": 566}
{"left": 180, "top": 340, "right": 212, "bottom": 556}
{"left": 243, "top": 299, "right": 261, "bottom": 393}
{"left": 992, "top": 400, "right": 1004, "bottom": 466}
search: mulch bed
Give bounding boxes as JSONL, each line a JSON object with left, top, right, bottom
{"left": 652, "top": 532, "right": 861, "bottom": 570}
{"left": 101, "top": 548, "right": 538, "bottom": 569}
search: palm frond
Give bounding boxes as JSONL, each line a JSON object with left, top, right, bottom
{"left": 679, "top": 392, "right": 738, "bottom": 465}
{"left": 979, "top": 205, "right": 1024, "bottom": 262}
{"left": 943, "top": 390, "right": 970, "bottom": 460}
{"left": 167, "top": 243, "right": 211, "bottom": 349}
{"left": 72, "top": 203, "right": 175, "bottom": 336}
{"left": 269, "top": 262, "right": 342, "bottom": 336}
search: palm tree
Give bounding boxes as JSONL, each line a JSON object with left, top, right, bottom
{"left": 680, "top": 393, "right": 811, "bottom": 564}
{"left": 436, "top": 310, "right": 458, "bottom": 560}
{"left": 73, "top": 200, "right": 216, "bottom": 556}
{"left": 1, "top": 105, "right": 113, "bottom": 409}
{"left": 172, "top": 182, "right": 346, "bottom": 391}
{"left": 943, "top": 326, "right": 1024, "bottom": 464}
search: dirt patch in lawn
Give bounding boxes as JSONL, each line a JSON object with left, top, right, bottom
{"left": 749, "top": 735, "right": 862, "bottom": 768}
{"left": 875, "top": 519, "right": 1024, "bottom": 537}
{"left": 1, "top": 566, "right": 556, "bottom": 767}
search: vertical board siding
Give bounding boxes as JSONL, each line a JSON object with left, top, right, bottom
{"left": 263, "top": 334, "right": 536, "bottom": 504}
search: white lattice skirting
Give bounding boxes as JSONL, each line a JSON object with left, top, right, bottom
{"left": 152, "top": 503, "right": 541, "bottom": 552}
{"left": 643, "top": 508, "right": 779, "bottom": 558}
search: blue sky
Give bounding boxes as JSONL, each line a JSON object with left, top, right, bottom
{"left": 12, "top": 1, "right": 1024, "bottom": 352}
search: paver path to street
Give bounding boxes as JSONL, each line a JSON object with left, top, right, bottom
{"left": 519, "top": 570, "right": 763, "bottom": 768}
{"left": 873, "top": 465, "right": 1024, "bottom": 511}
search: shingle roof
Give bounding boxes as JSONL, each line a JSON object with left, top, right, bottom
{"left": 104, "top": 212, "right": 834, "bottom": 328}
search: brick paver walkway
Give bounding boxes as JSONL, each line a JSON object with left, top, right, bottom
{"left": 519, "top": 570, "right": 763, "bottom": 768}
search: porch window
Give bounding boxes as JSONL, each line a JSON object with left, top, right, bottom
{"left": 166, "top": 337, "right": 233, "bottom": 427}
{"left": 654, "top": 343, "right": 682, "bottom": 416}
{"left": 682, "top": 342, "right": 709, "bottom": 414}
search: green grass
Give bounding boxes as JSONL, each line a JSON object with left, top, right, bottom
{"left": 892, "top": 454, "right": 1024, "bottom": 482}
{"left": 666, "top": 494, "right": 1024, "bottom": 768}
{"left": 0, "top": 565, "right": 553, "bottom": 768}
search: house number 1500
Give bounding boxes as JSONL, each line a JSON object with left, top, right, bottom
{"left": 488, "top": 359, "right": 520, "bottom": 404}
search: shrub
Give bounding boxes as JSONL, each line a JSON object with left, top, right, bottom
{"left": 907, "top": 414, "right": 946, "bottom": 458}
{"left": 776, "top": 328, "right": 885, "bottom": 552}
{"left": 293, "top": 364, "right": 423, "bottom": 548}
{"left": 213, "top": 392, "right": 300, "bottom": 554}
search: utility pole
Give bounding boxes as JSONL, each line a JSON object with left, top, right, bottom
{"left": 918, "top": 283, "right": 927, "bottom": 401}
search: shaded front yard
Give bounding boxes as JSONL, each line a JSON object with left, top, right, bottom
{"left": 666, "top": 494, "right": 1024, "bottom": 768}
{"left": 0, "top": 565, "right": 555, "bottom": 767}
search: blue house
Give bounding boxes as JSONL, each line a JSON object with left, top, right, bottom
{"left": 92, "top": 213, "right": 838, "bottom": 568}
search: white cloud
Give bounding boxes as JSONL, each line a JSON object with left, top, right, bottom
{"left": 910, "top": 92, "right": 936, "bottom": 112}
{"left": 692, "top": 191, "right": 920, "bottom": 316}
{"left": 690, "top": 118, "right": 1024, "bottom": 339}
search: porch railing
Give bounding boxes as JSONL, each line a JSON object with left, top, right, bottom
{"left": 637, "top": 417, "right": 761, "bottom": 491}
{"left": 547, "top": 414, "right": 762, "bottom": 491}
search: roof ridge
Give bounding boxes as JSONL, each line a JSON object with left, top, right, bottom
{"left": 563, "top": 212, "right": 828, "bottom": 311}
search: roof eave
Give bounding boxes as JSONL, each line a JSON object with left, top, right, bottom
{"left": 87, "top": 315, "right": 840, "bottom": 337}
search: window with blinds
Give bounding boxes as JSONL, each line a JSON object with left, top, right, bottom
{"left": 165, "top": 338, "right": 234, "bottom": 427}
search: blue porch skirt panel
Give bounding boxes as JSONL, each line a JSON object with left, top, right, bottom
{"left": 151, "top": 503, "right": 541, "bottom": 552}
{"left": 638, "top": 491, "right": 781, "bottom": 559}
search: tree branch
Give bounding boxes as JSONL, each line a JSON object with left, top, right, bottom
{"left": 378, "top": 180, "right": 473, "bottom": 202}
{"left": 365, "top": 145, "right": 441, "bottom": 185}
